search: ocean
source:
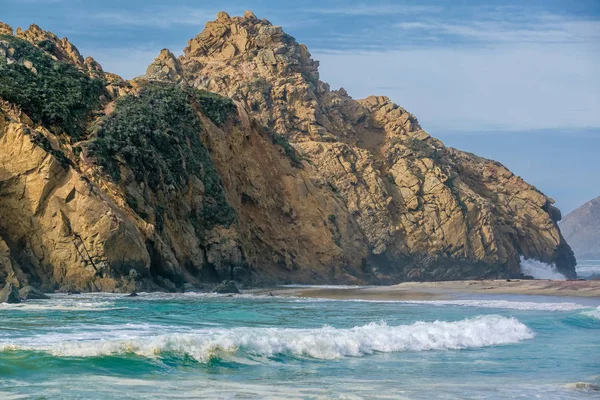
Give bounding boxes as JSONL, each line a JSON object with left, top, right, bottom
{"left": 576, "top": 260, "right": 600, "bottom": 280}
{"left": 1, "top": 288, "right": 599, "bottom": 399}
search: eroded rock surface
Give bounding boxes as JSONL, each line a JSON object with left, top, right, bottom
{"left": 0, "top": 282, "right": 21, "bottom": 303}
{"left": 0, "top": 14, "right": 576, "bottom": 292}
{"left": 173, "top": 11, "right": 576, "bottom": 279}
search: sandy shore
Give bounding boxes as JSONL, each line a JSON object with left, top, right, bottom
{"left": 253, "top": 279, "right": 600, "bottom": 300}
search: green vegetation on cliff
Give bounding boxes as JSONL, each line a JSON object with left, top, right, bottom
{"left": 88, "top": 82, "right": 235, "bottom": 227}
{"left": 0, "top": 35, "right": 105, "bottom": 138}
{"left": 192, "top": 89, "right": 237, "bottom": 126}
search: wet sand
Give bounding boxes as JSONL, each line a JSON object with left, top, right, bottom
{"left": 255, "top": 279, "right": 600, "bottom": 300}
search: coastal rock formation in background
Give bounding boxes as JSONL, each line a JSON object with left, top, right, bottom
{"left": 561, "top": 197, "right": 600, "bottom": 259}
{"left": 0, "top": 12, "right": 576, "bottom": 292}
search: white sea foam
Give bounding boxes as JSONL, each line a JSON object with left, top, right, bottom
{"left": 581, "top": 306, "right": 600, "bottom": 320}
{"left": 0, "top": 315, "right": 534, "bottom": 362}
{"left": 520, "top": 257, "right": 566, "bottom": 280}
{"left": 0, "top": 301, "right": 120, "bottom": 312}
{"left": 394, "top": 299, "right": 587, "bottom": 311}
{"left": 280, "top": 296, "right": 588, "bottom": 311}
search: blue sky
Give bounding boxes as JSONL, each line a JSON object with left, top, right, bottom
{"left": 1, "top": 0, "right": 599, "bottom": 213}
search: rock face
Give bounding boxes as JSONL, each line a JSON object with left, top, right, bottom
{"left": 561, "top": 197, "right": 600, "bottom": 259}
{"left": 18, "top": 285, "right": 50, "bottom": 300}
{"left": 0, "top": 15, "right": 576, "bottom": 292}
{"left": 0, "top": 282, "right": 21, "bottom": 303}
{"left": 212, "top": 280, "right": 240, "bottom": 294}
{"left": 176, "top": 12, "right": 576, "bottom": 279}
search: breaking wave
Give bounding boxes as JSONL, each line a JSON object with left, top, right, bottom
{"left": 520, "top": 257, "right": 566, "bottom": 280}
{"left": 0, "top": 301, "right": 120, "bottom": 312}
{"left": 581, "top": 306, "right": 600, "bottom": 321}
{"left": 396, "top": 299, "right": 586, "bottom": 311}
{"left": 0, "top": 315, "right": 534, "bottom": 362}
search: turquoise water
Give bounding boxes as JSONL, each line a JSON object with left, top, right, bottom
{"left": 1, "top": 291, "right": 599, "bottom": 399}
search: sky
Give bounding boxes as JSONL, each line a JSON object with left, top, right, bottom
{"left": 1, "top": 0, "right": 599, "bottom": 213}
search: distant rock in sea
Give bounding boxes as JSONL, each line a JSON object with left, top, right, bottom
{"left": 561, "top": 197, "right": 600, "bottom": 259}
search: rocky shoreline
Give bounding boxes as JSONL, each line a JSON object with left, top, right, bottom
{"left": 0, "top": 11, "right": 576, "bottom": 292}
{"left": 3, "top": 279, "right": 599, "bottom": 305}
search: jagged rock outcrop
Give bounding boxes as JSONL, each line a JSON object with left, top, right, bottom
{"left": 146, "top": 49, "right": 186, "bottom": 85}
{"left": 176, "top": 11, "right": 576, "bottom": 279}
{"left": 561, "top": 197, "right": 600, "bottom": 259}
{"left": 0, "top": 14, "right": 576, "bottom": 292}
{"left": 0, "top": 24, "right": 369, "bottom": 291}
{"left": 19, "top": 285, "right": 50, "bottom": 300}
{"left": 0, "top": 282, "right": 21, "bottom": 303}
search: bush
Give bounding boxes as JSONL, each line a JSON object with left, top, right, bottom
{"left": 0, "top": 35, "right": 105, "bottom": 139}
{"left": 88, "top": 82, "right": 235, "bottom": 228}
{"left": 191, "top": 89, "right": 237, "bottom": 126}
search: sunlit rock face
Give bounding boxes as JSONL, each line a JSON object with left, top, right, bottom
{"left": 0, "top": 13, "right": 575, "bottom": 292}
{"left": 175, "top": 11, "right": 576, "bottom": 280}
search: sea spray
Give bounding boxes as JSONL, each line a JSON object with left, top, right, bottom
{"left": 0, "top": 315, "right": 534, "bottom": 362}
{"left": 520, "top": 256, "right": 566, "bottom": 280}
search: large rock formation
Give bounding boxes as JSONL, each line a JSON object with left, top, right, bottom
{"left": 0, "top": 14, "right": 576, "bottom": 292}
{"left": 175, "top": 11, "right": 576, "bottom": 279}
{"left": 561, "top": 197, "right": 600, "bottom": 259}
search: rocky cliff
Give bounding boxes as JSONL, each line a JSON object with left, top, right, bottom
{"left": 561, "top": 197, "right": 600, "bottom": 259}
{"left": 173, "top": 12, "right": 576, "bottom": 279}
{"left": 0, "top": 13, "right": 576, "bottom": 292}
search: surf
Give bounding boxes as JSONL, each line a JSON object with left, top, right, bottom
{"left": 0, "top": 315, "right": 534, "bottom": 362}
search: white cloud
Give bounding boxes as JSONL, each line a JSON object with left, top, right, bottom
{"left": 78, "top": 47, "right": 162, "bottom": 79}
{"left": 395, "top": 16, "right": 600, "bottom": 44}
{"left": 314, "top": 41, "right": 600, "bottom": 132}
{"left": 303, "top": 5, "right": 444, "bottom": 16}
{"left": 89, "top": 8, "right": 214, "bottom": 28}
{"left": 311, "top": 12, "right": 600, "bottom": 132}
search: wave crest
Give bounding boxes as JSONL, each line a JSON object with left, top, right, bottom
{"left": 0, "top": 315, "right": 534, "bottom": 362}
{"left": 581, "top": 306, "right": 600, "bottom": 321}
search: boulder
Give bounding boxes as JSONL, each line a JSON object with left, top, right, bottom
{"left": 18, "top": 285, "right": 50, "bottom": 300}
{"left": 212, "top": 280, "right": 240, "bottom": 294}
{"left": 216, "top": 11, "right": 230, "bottom": 21}
{"left": 244, "top": 10, "right": 257, "bottom": 19}
{"left": 156, "top": 276, "right": 177, "bottom": 292}
{"left": 58, "top": 284, "right": 80, "bottom": 294}
{"left": 183, "top": 283, "right": 201, "bottom": 293}
{"left": 0, "top": 282, "right": 21, "bottom": 303}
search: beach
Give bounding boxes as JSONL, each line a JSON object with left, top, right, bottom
{"left": 255, "top": 279, "right": 600, "bottom": 300}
